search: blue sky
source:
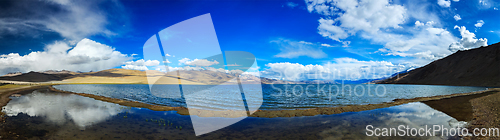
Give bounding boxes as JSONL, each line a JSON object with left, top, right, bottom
{"left": 0, "top": 0, "right": 499, "bottom": 80}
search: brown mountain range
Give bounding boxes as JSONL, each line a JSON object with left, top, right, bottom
{"left": 0, "top": 69, "right": 308, "bottom": 85}
{"left": 375, "top": 42, "right": 500, "bottom": 87}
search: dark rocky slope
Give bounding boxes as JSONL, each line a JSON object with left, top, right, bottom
{"left": 376, "top": 42, "right": 500, "bottom": 87}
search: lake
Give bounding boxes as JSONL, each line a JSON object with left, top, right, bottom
{"left": 1, "top": 90, "right": 467, "bottom": 139}
{"left": 52, "top": 84, "right": 486, "bottom": 110}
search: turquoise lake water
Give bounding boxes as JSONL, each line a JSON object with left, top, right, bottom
{"left": 52, "top": 84, "right": 487, "bottom": 110}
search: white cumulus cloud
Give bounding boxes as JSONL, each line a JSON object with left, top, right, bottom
{"left": 303, "top": 0, "right": 486, "bottom": 68}
{"left": 453, "top": 14, "right": 461, "bottom": 21}
{"left": 0, "top": 38, "right": 131, "bottom": 75}
{"left": 307, "top": 0, "right": 407, "bottom": 42}
{"left": 121, "top": 59, "right": 160, "bottom": 71}
{"left": 321, "top": 44, "right": 333, "bottom": 47}
{"left": 377, "top": 21, "right": 457, "bottom": 62}
{"left": 317, "top": 18, "right": 349, "bottom": 41}
{"left": 438, "top": 0, "right": 451, "bottom": 7}
{"left": 178, "top": 58, "right": 191, "bottom": 65}
{"left": 261, "top": 58, "right": 413, "bottom": 81}
{"left": 121, "top": 65, "right": 148, "bottom": 71}
{"left": 448, "top": 26, "right": 488, "bottom": 52}
{"left": 415, "top": 21, "right": 425, "bottom": 27}
{"left": 163, "top": 59, "right": 171, "bottom": 64}
{"left": 475, "top": 20, "right": 485, "bottom": 27}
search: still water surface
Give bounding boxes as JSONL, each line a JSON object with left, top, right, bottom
{"left": 53, "top": 84, "right": 486, "bottom": 110}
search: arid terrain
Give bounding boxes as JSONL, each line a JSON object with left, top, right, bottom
{"left": 0, "top": 68, "right": 311, "bottom": 85}
{"left": 375, "top": 43, "right": 500, "bottom": 87}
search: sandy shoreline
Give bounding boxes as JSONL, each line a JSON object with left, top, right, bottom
{"left": 1, "top": 85, "right": 498, "bottom": 120}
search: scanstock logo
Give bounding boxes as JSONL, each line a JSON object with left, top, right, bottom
{"left": 142, "top": 13, "right": 263, "bottom": 136}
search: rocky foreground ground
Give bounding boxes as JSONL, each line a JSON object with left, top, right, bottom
{"left": 465, "top": 91, "right": 500, "bottom": 140}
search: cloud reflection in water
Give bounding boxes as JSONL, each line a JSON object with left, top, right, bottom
{"left": 2, "top": 91, "right": 124, "bottom": 129}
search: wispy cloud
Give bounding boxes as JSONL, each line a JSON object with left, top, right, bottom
{"left": 286, "top": 2, "right": 299, "bottom": 8}
{"left": 0, "top": 0, "right": 129, "bottom": 40}
{"left": 271, "top": 38, "right": 327, "bottom": 59}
